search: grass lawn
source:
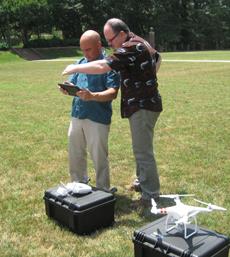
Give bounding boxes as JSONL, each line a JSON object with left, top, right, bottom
{"left": 161, "top": 50, "right": 230, "bottom": 60}
{"left": 0, "top": 50, "right": 229, "bottom": 257}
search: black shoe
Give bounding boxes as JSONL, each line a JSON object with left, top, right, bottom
{"left": 109, "top": 187, "right": 118, "bottom": 194}
{"left": 127, "top": 178, "right": 142, "bottom": 192}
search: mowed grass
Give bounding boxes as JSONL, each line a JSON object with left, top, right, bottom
{"left": 162, "top": 50, "right": 230, "bottom": 60}
{"left": 0, "top": 51, "right": 229, "bottom": 257}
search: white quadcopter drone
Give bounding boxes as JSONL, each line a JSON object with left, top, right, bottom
{"left": 151, "top": 194, "right": 227, "bottom": 239}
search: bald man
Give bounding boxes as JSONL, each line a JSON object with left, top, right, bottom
{"left": 60, "top": 30, "right": 120, "bottom": 191}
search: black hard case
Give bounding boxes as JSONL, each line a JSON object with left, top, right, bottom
{"left": 133, "top": 217, "right": 229, "bottom": 257}
{"left": 44, "top": 186, "right": 116, "bottom": 234}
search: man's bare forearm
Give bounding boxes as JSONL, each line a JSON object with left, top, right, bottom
{"left": 77, "top": 87, "right": 118, "bottom": 102}
{"left": 62, "top": 59, "right": 111, "bottom": 75}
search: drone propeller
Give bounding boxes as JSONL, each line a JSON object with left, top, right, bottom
{"left": 160, "top": 194, "right": 195, "bottom": 199}
{"left": 193, "top": 199, "right": 227, "bottom": 211}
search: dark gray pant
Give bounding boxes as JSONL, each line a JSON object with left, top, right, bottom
{"left": 129, "top": 109, "right": 160, "bottom": 200}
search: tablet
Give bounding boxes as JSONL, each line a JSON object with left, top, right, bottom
{"left": 58, "top": 83, "right": 81, "bottom": 96}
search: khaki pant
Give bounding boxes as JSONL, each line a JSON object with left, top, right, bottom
{"left": 68, "top": 118, "right": 110, "bottom": 190}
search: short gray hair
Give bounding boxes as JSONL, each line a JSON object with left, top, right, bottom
{"left": 105, "top": 18, "right": 130, "bottom": 34}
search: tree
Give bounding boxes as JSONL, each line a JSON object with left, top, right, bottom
{"left": 150, "top": 0, "right": 186, "bottom": 51}
{"left": 0, "top": 1, "right": 12, "bottom": 47}
{"left": 48, "top": 0, "right": 82, "bottom": 40}
{"left": 187, "top": 0, "right": 230, "bottom": 50}
{"left": 1, "top": 0, "right": 51, "bottom": 47}
{"left": 0, "top": 0, "right": 229, "bottom": 50}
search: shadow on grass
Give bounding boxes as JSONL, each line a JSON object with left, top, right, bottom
{"left": 115, "top": 193, "right": 134, "bottom": 215}
{"left": 114, "top": 193, "right": 164, "bottom": 226}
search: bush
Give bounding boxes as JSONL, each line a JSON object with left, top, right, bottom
{"left": 0, "top": 41, "right": 9, "bottom": 50}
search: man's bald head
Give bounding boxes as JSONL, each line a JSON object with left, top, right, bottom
{"left": 80, "top": 30, "right": 101, "bottom": 45}
{"left": 80, "top": 30, "right": 102, "bottom": 61}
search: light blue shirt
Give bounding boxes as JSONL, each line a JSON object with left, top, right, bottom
{"left": 69, "top": 53, "right": 120, "bottom": 125}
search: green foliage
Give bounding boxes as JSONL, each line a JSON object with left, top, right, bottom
{"left": 0, "top": 41, "right": 9, "bottom": 50}
{"left": 1, "top": 0, "right": 51, "bottom": 47}
{"left": 151, "top": 0, "right": 230, "bottom": 51}
{"left": 0, "top": 1, "right": 230, "bottom": 49}
{"left": 47, "top": 0, "right": 83, "bottom": 40}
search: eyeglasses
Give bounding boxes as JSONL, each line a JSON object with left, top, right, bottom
{"left": 106, "top": 31, "right": 120, "bottom": 43}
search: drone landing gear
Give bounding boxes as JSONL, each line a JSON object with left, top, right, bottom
{"left": 165, "top": 215, "right": 198, "bottom": 239}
